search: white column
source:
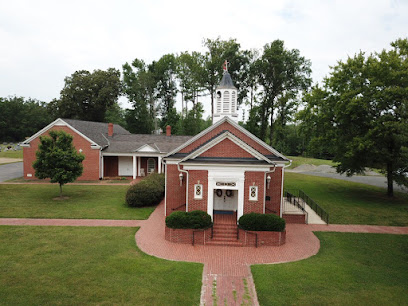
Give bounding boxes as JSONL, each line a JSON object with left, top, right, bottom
{"left": 132, "top": 155, "right": 137, "bottom": 179}
{"left": 158, "top": 156, "right": 162, "bottom": 174}
{"left": 138, "top": 157, "right": 141, "bottom": 176}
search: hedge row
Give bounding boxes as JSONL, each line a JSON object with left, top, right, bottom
{"left": 126, "top": 173, "right": 165, "bottom": 207}
{"left": 166, "top": 210, "right": 212, "bottom": 229}
{"left": 239, "top": 213, "right": 286, "bottom": 232}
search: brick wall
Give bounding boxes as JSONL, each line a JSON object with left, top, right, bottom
{"left": 238, "top": 229, "right": 286, "bottom": 246}
{"left": 265, "top": 167, "right": 282, "bottom": 216}
{"left": 243, "top": 171, "right": 265, "bottom": 214}
{"left": 199, "top": 138, "right": 253, "bottom": 158}
{"left": 187, "top": 170, "right": 208, "bottom": 212}
{"left": 23, "top": 126, "right": 100, "bottom": 181}
{"left": 283, "top": 214, "right": 306, "bottom": 224}
{"left": 165, "top": 226, "right": 212, "bottom": 245}
{"left": 180, "top": 121, "right": 273, "bottom": 156}
{"left": 165, "top": 164, "right": 187, "bottom": 216}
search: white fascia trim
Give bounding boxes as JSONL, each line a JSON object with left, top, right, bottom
{"left": 21, "top": 118, "right": 101, "bottom": 149}
{"left": 182, "top": 164, "right": 272, "bottom": 171}
{"left": 181, "top": 131, "right": 273, "bottom": 164}
{"left": 102, "top": 152, "right": 164, "bottom": 157}
{"left": 133, "top": 144, "right": 159, "bottom": 153}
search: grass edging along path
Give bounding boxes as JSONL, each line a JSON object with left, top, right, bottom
{"left": 252, "top": 232, "right": 408, "bottom": 305}
{"left": 0, "top": 226, "right": 202, "bottom": 305}
{"left": 285, "top": 172, "right": 408, "bottom": 226}
{"left": 0, "top": 184, "right": 155, "bottom": 220}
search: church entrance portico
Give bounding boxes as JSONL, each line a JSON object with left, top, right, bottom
{"left": 207, "top": 168, "right": 245, "bottom": 222}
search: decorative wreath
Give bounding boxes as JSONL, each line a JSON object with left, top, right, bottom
{"left": 216, "top": 189, "right": 223, "bottom": 197}
{"left": 226, "top": 190, "right": 233, "bottom": 197}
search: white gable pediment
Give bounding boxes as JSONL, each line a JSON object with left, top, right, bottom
{"left": 135, "top": 144, "right": 158, "bottom": 153}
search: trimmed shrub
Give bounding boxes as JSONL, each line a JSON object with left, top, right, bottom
{"left": 239, "top": 213, "right": 286, "bottom": 232}
{"left": 126, "top": 173, "right": 165, "bottom": 207}
{"left": 166, "top": 210, "right": 212, "bottom": 229}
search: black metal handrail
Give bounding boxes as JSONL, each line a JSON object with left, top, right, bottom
{"left": 192, "top": 224, "right": 213, "bottom": 246}
{"left": 284, "top": 189, "right": 329, "bottom": 224}
{"left": 172, "top": 203, "right": 186, "bottom": 211}
{"left": 237, "top": 226, "right": 258, "bottom": 248}
{"left": 265, "top": 207, "right": 277, "bottom": 214}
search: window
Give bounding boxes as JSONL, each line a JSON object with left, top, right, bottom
{"left": 249, "top": 186, "right": 258, "bottom": 201}
{"left": 216, "top": 91, "right": 222, "bottom": 113}
{"left": 147, "top": 158, "right": 155, "bottom": 174}
{"left": 194, "top": 184, "right": 203, "bottom": 200}
{"left": 231, "top": 91, "right": 236, "bottom": 113}
{"left": 223, "top": 91, "right": 230, "bottom": 112}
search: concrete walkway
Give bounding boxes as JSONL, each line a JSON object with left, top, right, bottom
{"left": 1, "top": 202, "right": 407, "bottom": 305}
{"left": 0, "top": 162, "right": 23, "bottom": 182}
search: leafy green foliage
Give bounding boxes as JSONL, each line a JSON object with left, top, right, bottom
{"left": 0, "top": 96, "right": 52, "bottom": 142}
{"left": 48, "top": 68, "right": 121, "bottom": 122}
{"left": 299, "top": 38, "right": 408, "bottom": 196}
{"left": 238, "top": 213, "right": 286, "bottom": 231}
{"left": 256, "top": 40, "right": 312, "bottom": 145}
{"left": 125, "top": 173, "right": 165, "bottom": 207}
{"left": 32, "top": 130, "right": 84, "bottom": 196}
{"left": 165, "top": 210, "right": 212, "bottom": 229}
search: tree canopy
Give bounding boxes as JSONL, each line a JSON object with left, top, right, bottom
{"left": 33, "top": 130, "right": 85, "bottom": 197}
{"left": 299, "top": 38, "right": 408, "bottom": 196}
{"left": 48, "top": 68, "right": 122, "bottom": 122}
{"left": 0, "top": 96, "right": 52, "bottom": 142}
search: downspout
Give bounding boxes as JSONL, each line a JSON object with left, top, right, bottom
{"left": 177, "top": 162, "right": 189, "bottom": 212}
{"left": 280, "top": 160, "right": 293, "bottom": 217}
{"left": 263, "top": 163, "right": 277, "bottom": 214}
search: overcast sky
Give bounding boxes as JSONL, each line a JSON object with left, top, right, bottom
{"left": 1, "top": 0, "right": 407, "bottom": 117}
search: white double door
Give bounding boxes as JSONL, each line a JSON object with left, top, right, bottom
{"left": 213, "top": 189, "right": 238, "bottom": 211}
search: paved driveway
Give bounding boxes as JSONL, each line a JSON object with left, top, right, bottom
{"left": 290, "top": 170, "right": 407, "bottom": 193}
{"left": 0, "top": 162, "right": 23, "bottom": 182}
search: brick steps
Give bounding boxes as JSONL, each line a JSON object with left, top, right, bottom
{"left": 209, "top": 222, "right": 242, "bottom": 246}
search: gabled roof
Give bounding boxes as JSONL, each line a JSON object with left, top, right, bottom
{"left": 21, "top": 118, "right": 193, "bottom": 154}
{"left": 180, "top": 131, "right": 273, "bottom": 164}
{"left": 20, "top": 118, "right": 128, "bottom": 148}
{"left": 165, "top": 117, "right": 289, "bottom": 163}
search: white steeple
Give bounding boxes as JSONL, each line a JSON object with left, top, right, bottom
{"left": 213, "top": 60, "right": 238, "bottom": 124}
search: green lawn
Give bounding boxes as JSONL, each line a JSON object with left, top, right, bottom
{"left": 252, "top": 232, "right": 408, "bottom": 305}
{"left": 0, "top": 226, "right": 202, "bottom": 305}
{"left": 0, "top": 146, "right": 23, "bottom": 159}
{"left": 0, "top": 184, "right": 155, "bottom": 219}
{"left": 285, "top": 172, "right": 408, "bottom": 226}
{"left": 287, "top": 155, "right": 336, "bottom": 169}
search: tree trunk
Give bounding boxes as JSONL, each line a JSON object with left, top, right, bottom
{"left": 59, "top": 184, "right": 63, "bottom": 198}
{"left": 210, "top": 87, "right": 214, "bottom": 122}
{"left": 387, "top": 161, "right": 394, "bottom": 197}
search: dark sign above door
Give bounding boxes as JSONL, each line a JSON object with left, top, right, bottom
{"left": 216, "top": 182, "right": 236, "bottom": 187}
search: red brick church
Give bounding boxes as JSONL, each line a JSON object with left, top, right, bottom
{"left": 163, "top": 66, "right": 290, "bottom": 225}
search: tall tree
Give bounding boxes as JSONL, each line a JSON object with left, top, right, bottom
{"left": 0, "top": 96, "right": 52, "bottom": 142}
{"left": 256, "top": 40, "right": 312, "bottom": 144}
{"left": 122, "top": 58, "right": 156, "bottom": 133}
{"left": 50, "top": 69, "right": 122, "bottom": 122}
{"left": 301, "top": 38, "right": 408, "bottom": 196}
{"left": 33, "top": 130, "right": 85, "bottom": 197}
{"left": 176, "top": 51, "right": 205, "bottom": 117}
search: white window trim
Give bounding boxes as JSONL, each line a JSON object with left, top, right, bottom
{"left": 194, "top": 184, "right": 203, "bottom": 200}
{"left": 249, "top": 186, "right": 258, "bottom": 201}
{"left": 147, "top": 158, "right": 156, "bottom": 174}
